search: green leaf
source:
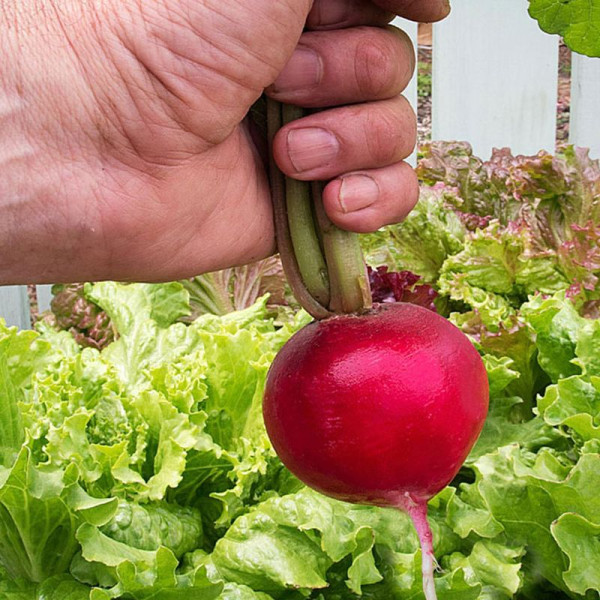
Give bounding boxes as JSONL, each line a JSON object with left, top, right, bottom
{"left": 146, "top": 283, "right": 191, "bottom": 327}
{"left": 538, "top": 376, "right": 600, "bottom": 443}
{"left": 439, "top": 223, "right": 568, "bottom": 304}
{"left": 444, "top": 541, "right": 523, "bottom": 597}
{"left": 100, "top": 500, "right": 203, "bottom": 559}
{"left": 574, "top": 318, "right": 600, "bottom": 376}
{"left": 529, "top": 0, "right": 600, "bottom": 57}
{"left": 482, "top": 355, "right": 520, "bottom": 398}
{"left": 87, "top": 283, "right": 199, "bottom": 390}
{"left": 77, "top": 524, "right": 223, "bottom": 599}
{"left": 445, "top": 488, "right": 504, "bottom": 540}
{"left": 465, "top": 447, "right": 600, "bottom": 594}
{"left": 469, "top": 396, "right": 562, "bottom": 463}
{"left": 521, "top": 293, "right": 583, "bottom": 382}
{"left": 212, "top": 503, "right": 331, "bottom": 593}
{"left": 218, "top": 583, "right": 273, "bottom": 600}
{"left": 465, "top": 447, "right": 569, "bottom": 592}
{"left": 0, "top": 322, "right": 55, "bottom": 467}
{"left": 551, "top": 513, "right": 600, "bottom": 595}
{"left": 362, "top": 189, "right": 466, "bottom": 282}
{"left": 0, "top": 448, "right": 80, "bottom": 582}
{"left": 0, "top": 566, "right": 37, "bottom": 600}
{"left": 37, "top": 575, "right": 91, "bottom": 600}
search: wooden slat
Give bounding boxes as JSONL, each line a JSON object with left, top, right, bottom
{"left": 432, "top": 0, "right": 559, "bottom": 159}
{"left": 392, "top": 17, "right": 418, "bottom": 165}
{"left": 0, "top": 286, "right": 31, "bottom": 329}
{"left": 36, "top": 284, "right": 54, "bottom": 314}
{"left": 570, "top": 54, "right": 600, "bottom": 159}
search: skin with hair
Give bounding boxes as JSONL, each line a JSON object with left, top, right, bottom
{"left": 0, "top": 0, "right": 450, "bottom": 284}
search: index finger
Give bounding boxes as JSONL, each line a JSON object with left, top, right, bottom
{"left": 373, "top": 0, "right": 450, "bottom": 23}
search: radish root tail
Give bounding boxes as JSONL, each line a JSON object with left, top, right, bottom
{"left": 396, "top": 494, "right": 439, "bottom": 600}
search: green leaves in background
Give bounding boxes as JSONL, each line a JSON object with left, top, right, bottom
{"left": 529, "top": 0, "right": 600, "bottom": 57}
{"left": 3, "top": 198, "right": 600, "bottom": 600}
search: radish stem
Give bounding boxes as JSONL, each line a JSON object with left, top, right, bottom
{"left": 312, "top": 181, "right": 372, "bottom": 314}
{"left": 266, "top": 98, "right": 332, "bottom": 320}
{"left": 266, "top": 98, "right": 371, "bottom": 318}
{"left": 281, "top": 104, "right": 330, "bottom": 307}
{"left": 396, "top": 494, "right": 438, "bottom": 600}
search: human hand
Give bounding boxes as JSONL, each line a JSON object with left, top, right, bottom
{"left": 0, "top": 0, "right": 450, "bottom": 284}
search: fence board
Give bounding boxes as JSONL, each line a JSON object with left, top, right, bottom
{"left": 570, "top": 54, "right": 600, "bottom": 159}
{"left": 392, "top": 17, "right": 418, "bottom": 165}
{"left": 0, "top": 286, "right": 31, "bottom": 329}
{"left": 432, "top": 0, "right": 559, "bottom": 159}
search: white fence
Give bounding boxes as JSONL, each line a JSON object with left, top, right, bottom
{"left": 2, "top": 0, "right": 599, "bottom": 330}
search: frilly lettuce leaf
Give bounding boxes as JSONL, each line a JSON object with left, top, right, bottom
{"left": 461, "top": 445, "right": 600, "bottom": 596}
{"left": 521, "top": 293, "right": 584, "bottom": 382}
{"left": 361, "top": 189, "right": 466, "bottom": 282}
{"left": 438, "top": 222, "right": 568, "bottom": 307}
{"left": 5, "top": 275, "right": 600, "bottom": 598}
{"left": 75, "top": 524, "right": 223, "bottom": 599}
{"left": 418, "top": 143, "right": 600, "bottom": 308}
{"left": 419, "top": 144, "right": 600, "bottom": 241}
{"left": 552, "top": 513, "right": 600, "bottom": 595}
{"left": 0, "top": 447, "right": 116, "bottom": 583}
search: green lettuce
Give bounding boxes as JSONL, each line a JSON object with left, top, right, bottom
{"left": 1, "top": 271, "right": 600, "bottom": 597}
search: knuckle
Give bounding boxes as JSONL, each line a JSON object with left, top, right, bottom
{"left": 387, "top": 26, "right": 416, "bottom": 84}
{"left": 366, "top": 103, "right": 413, "bottom": 165}
{"left": 354, "top": 36, "right": 397, "bottom": 98}
{"left": 394, "top": 166, "right": 420, "bottom": 220}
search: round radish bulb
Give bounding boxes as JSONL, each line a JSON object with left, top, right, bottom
{"left": 263, "top": 303, "right": 489, "bottom": 600}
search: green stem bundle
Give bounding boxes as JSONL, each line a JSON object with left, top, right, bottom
{"left": 267, "top": 98, "right": 372, "bottom": 319}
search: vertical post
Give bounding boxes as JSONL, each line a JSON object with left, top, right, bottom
{"left": 36, "top": 284, "right": 54, "bottom": 314}
{"left": 570, "top": 54, "right": 600, "bottom": 159}
{"left": 0, "top": 286, "right": 31, "bottom": 329}
{"left": 432, "top": 0, "right": 559, "bottom": 159}
{"left": 392, "top": 17, "right": 418, "bottom": 166}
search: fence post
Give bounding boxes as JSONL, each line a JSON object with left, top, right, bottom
{"left": 432, "top": 0, "right": 559, "bottom": 159}
{"left": 36, "top": 284, "right": 54, "bottom": 314}
{"left": 0, "top": 286, "right": 31, "bottom": 329}
{"left": 570, "top": 54, "right": 600, "bottom": 159}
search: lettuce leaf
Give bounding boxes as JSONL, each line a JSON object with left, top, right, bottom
{"left": 3, "top": 277, "right": 600, "bottom": 598}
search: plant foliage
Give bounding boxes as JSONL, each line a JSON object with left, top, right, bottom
{"left": 2, "top": 144, "right": 600, "bottom": 598}
{"left": 528, "top": 0, "right": 600, "bottom": 57}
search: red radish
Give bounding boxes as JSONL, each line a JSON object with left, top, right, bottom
{"left": 263, "top": 302, "right": 489, "bottom": 600}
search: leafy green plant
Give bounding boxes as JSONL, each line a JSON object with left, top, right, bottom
{"left": 528, "top": 0, "right": 600, "bottom": 57}
{"left": 2, "top": 144, "right": 599, "bottom": 598}
{"left": 417, "top": 61, "right": 432, "bottom": 99}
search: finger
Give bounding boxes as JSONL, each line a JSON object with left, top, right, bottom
{"left": 272, "top": 96, "right": 416, "bottom": 181}
{"left": 306, "top": 0, "right": 395, "bottom": 30}
{"left": 323, "top": 162, "right": 419, "bottom": 232}
{"left": 371, "top": 0, "right": 451, "bottom": 23}
{"left": 266, "top": 26, "right": 414, "bottom": 107}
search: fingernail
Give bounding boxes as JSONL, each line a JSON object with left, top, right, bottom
{"left": 272, "top": 47, "right": 322, "bottom": 94}
{"left": 339, "top": 175, "right": 379, "bottom": 213}
{"left": 287, "top": 128, "right": 339, "bottom": 173}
